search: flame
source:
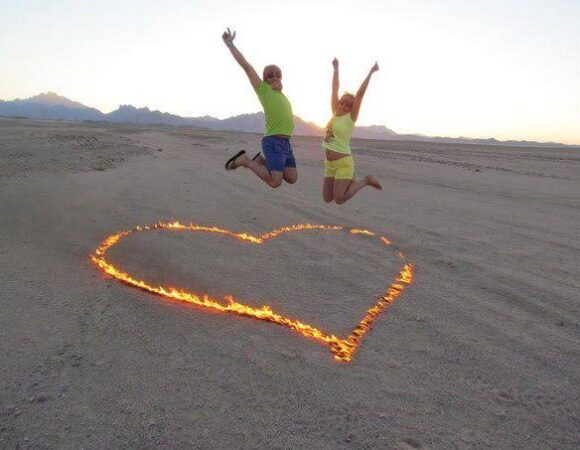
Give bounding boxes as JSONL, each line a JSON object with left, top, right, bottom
{"left": 350, "top": 228, "right": 375, "bottom": 236}
{"left": 380, "top": 236, "right": 392, "bottom": 245}
{"left": 91, "top": 221, "right": 413, "bottom": 362}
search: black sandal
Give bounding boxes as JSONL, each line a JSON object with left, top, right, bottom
{"left": 225, "top": 150, "right": 246, "bottom": 170}
{"left": 252, "top": 152, "right": 261, "bottom": 161}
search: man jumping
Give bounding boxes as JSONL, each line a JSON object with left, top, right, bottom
{"left": 222, "top": 28, "right": 297, "bottom": 188}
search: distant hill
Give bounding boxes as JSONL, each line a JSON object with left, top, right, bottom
{"left": 106, "top": 105, "right": 192, "bottom": 125}
{"left": 0, "top": 95, "right": 104, "bottom": 122}
{"left": 206, "top": 112, "right": 322, "bottom": 136}
{"left": 353, "top": 124, "right": 398, "bottom": 139}
{"left": 21, "top": 92, "right": 91, "bottom": 109}
{"left": 0, "top": 93, "right": 575, "bottom": 148}
{"left": 197, "top": 112, "right": 400, "bottom": 140}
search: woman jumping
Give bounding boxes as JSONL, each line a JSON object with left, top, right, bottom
{"left": 322, "top": 58, "right": 382, "bottom": 204}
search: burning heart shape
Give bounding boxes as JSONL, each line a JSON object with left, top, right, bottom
{"left": 91, "top": 222, "right": 413, "bottom": 362}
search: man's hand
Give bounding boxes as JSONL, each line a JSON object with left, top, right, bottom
{"left": 370, "top": 62, "right": 379, "bottom": 74}
{"left": 332, "top": 58, "right": 339, "bottom": 70}
{"left": 222, "top": 27, "right": 236, "bottom": 46}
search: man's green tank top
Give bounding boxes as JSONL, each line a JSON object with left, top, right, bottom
{"left": 255, "top": 81, "right": 294, "bottom": 136}
{"left": 322, "top": 112, "right": 354, "bottom": 154}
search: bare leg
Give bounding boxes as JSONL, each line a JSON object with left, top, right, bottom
{"left": 253, "top": 153, "right": 267, "bottom": 166}
{"left": 234, "top": 154, "right": 283, "bottom": 188}
{"left": 323, "top": 177, "right": 334, "bottom": 202}
{"left": 283, "top": 167, "right": 297, "bottom": 184}
{"left": 365, "top": 175, "right": 382, "bottom": 190}
{"left": 254, "top": 152, "right": 296, "bottom": 185}
{"left": 333, "top": 175, "right": 382, "bottom": 204}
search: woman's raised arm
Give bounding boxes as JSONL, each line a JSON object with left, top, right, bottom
{"left": 331, "top": 58, "right": 339, "bottom": 114}
{"left": 351, "top": 62, "right": 379, "bottom": 122}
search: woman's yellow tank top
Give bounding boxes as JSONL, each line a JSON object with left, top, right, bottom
{"left": 321, "top": 112, "right": 354, "bottom": 154}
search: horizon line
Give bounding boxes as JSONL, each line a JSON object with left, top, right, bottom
{"left": 1, "top": 92, "right": 578, "bottom": 147}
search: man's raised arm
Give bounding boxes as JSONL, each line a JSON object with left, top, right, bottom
{"left": 222, "top": 28, "right": 261, "bottom": 90}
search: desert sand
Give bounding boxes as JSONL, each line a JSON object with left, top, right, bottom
{"left": 0, "top": 117, "right": 578, "bottom": 448}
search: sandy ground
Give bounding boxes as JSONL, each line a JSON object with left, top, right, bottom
{"left": 0, "top": 117, "right": 578, "bottom": 448}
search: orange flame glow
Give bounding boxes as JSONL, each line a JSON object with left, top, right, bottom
{"left": 90, "top": 221, "right": 413, "bottom": 362}
{"left": 350, "top": 229, "right": 376, "bottom": 236}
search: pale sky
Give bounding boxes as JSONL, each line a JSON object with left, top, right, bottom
{"left": 1, "top": 0, "right": 579, "bottom": 144}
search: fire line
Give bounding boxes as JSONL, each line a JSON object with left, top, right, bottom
{"left": 90, "top": 221, "right": 413, "bottom": 362}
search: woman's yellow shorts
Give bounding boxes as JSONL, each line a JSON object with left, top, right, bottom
{"left": 324, "top": 155, "right": 355, "bottom": 180}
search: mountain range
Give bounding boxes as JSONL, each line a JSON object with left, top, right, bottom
{"left": 0, "top": 92, "right": 574, "bottom": 148}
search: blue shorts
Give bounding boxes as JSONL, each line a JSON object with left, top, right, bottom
{"left": 261, "top": 136, "right": 297, "bottom": 172}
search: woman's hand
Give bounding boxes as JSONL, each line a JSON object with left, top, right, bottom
{"left": 370, "top": 62, "right": 379, "bottom": 74}
{"left": 222, "top": 27, "right": 236, "bottom": 46}
{"left": 332, "top": 58, "right": 339, "bottom": 70}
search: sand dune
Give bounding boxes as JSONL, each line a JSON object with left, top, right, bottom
{"left": 1, "top": 117, "right": 578, "bottom": 448}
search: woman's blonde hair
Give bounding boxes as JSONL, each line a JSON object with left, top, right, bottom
{"left": 339, "top": 93, "right": 355, "bottom": 104}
